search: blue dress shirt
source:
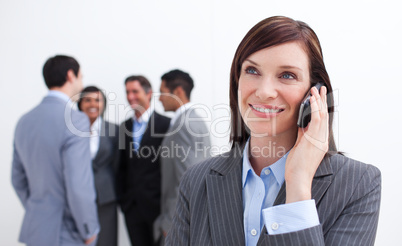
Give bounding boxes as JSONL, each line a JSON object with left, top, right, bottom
{"left": 132, "top": 108, "right": 153, "bottom": 151}
{"left": 242, "top": 139, "right": 320, "bottom": 246}
{"left": 132, "top": 120, "right": 146, "bottom": 151}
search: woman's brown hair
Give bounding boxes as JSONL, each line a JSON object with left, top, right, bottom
{"left": 229, "top": 16, "right": 337, "bottom": 153}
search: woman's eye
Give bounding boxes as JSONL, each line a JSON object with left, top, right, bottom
{"left": 281, "top": 73, "right": 295, "bottom": 79}
{"left": 245, "top": 67, "right": 258, "bottom": 75}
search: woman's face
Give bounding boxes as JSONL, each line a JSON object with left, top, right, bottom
{"left": 238, "top": 41, "right": 311, "bottom": 138}
{"left": 80, "top": 92, "right": 105, "bottom": 123}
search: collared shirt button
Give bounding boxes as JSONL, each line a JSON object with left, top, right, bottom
{"left": 264, "top": 169, "right": 271, "bottom": 175}
{"left": 271, "top": 222, "right": 279, "bottom": 230}
{"left": 251, "top": 229, "right": 257, "bottom": 236}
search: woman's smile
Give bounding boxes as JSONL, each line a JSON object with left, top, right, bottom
{"left": 249, "top": 104, "right": 285, "bottom": 118}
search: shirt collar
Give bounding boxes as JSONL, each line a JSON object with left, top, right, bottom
{"left": 133, "top": 106, "right": 153, "bottom": 124}
{"left": 242, "top": 138, "right": 289, "bottom": 188}
{"left": 242, "top": 140, "right": 253, "bottom": 187}
{"left": 47, "top": 90, "right": 71, "bottom": 103}
{"left": 170, "top": 102, "right": 194, "bottom": 126}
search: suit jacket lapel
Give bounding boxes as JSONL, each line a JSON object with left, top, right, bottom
{"left": 93, "top": 136, "right": 105, "bottom": 166}
{"left": 311, "top": 156, "right": 333, "bottom": 204}
{"left": 93, "top": 120, "right": 104, "bottom": 157}
{"left": 93, "top": 120, "right": 108, "bottom": 171}
{"left": 125, "top": 118, "right": 134, "bottom": 147}
{"left": 206, "top": 148, "right": 245, "bottom": 246}
{"left": 273, "top": 155, "right": 333, "bottom": 206}
{"left": 139, "top": 112, "right": 156, "bottom": 147}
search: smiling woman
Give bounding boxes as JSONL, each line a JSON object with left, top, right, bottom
{"left": 165, "top": 16, "right": 381, "bottom": 246}
{"left": 78, "top": 87, "right": 106, "bottom": 124}
{"left": 77, "top": 86, "right": 119, "bottom": 246}
{"left": 238, "top": 42, "right": 311, "bottom": 140}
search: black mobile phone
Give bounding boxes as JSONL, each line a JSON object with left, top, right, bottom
{"left": 297, "top": 82, "right": 325, "bottom": 128}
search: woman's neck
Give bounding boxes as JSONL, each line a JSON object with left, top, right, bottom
{"left": 89, "top": 117, "right": 99, "bottom": 126}
{"left": 248, "top": 130, "right": 297, "bottom": 176}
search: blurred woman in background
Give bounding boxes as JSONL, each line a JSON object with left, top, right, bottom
{"left": 78, "top": 86, "right": 119, "bottom": 246}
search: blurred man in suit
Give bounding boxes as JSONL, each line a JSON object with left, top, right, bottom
{"left": 153, "top": 69, "right": 211, "bottom": 244}
{"left": 117, "top": 75, "right": 170, "bottom": 246}
{"left": 11, "top": 55, "right": 99, "bottom": 246}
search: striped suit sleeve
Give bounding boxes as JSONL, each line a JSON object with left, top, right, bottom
{"left": 165, "top": 169, "right": 191, "bottom": 245}
{"left": 323, "top": 163, "right": 381, "bottom": 246}
{"left": 260, "top": 159, "right": 381, "bottom": 246}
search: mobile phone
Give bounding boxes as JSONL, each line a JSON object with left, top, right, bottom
{"left": 297, "top": 82, "right": 325, "bottom": 128}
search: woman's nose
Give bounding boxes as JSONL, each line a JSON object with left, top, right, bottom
{"left": 255, "top": 77, "right": 278, "bottom": 100}
{"left": 90, "top": 99, "right": 98, "bottom": 107}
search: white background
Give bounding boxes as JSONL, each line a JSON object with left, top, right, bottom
{"left": 1, "top": 0, "right": 400, "bottom": 245}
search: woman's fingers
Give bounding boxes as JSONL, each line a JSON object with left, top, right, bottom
{"left": 304, "top": 85, "right": 329, "bottom": 152}
{"left": 320, "top": 86, "right": 328, "bottom": 119}
{"left": 321, "top": 86, "right": 329, "bottom": 138}
{"left": 321, "top": 86, "right": 327, "bottom": 108}
{"left": 309, "top": 87, "right": 321, "bottom": 129}
{"left": 309, "top": 86, "right": 328, "bottom": 126}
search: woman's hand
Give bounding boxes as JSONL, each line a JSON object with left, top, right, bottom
{"left": 285, "top": 86, "right": 329, "bottom": 204}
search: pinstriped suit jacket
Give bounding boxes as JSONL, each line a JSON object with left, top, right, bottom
{"left": 166, "top": 147, "right": 381, "bottom": 246}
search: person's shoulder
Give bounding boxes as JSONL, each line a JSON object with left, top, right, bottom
{"left": 119, "top": 117, "right": 132, "bottom": 128}
{"left": 178, "top": 149, "right": 241, "bottom": 199}
{"left": 103, "top": 120, "right": 119, "bottom": 134}
{"left": 70, "top": 108, "right": 90, "bottom": 124}
{"left": 153, "top": 111, "right": 171, "bottom": 123}
{"left": 327, "top": 153, "right": 381, "bottom": 179}
{"left": 104, "top": 120, "right": 118, "bottom": 129}
{"left": 179, "top": 155, "right": 216, "bottom": 189}
{"left": 181, "top": 107, "right": 210, "bottom": 135}
{"left": 14, "top": 107, "right": 35, "bottom": 133}
{"left": 186, "top": 155, "right": 217, "bottom": 173}
{"left": 19, "top": 97, "right": 50, "bottom": 120}
{"left": 152, "top": 111, "right": 171, "bottom": 132}
{"left": 185, "top": 106, "right": 206, "bottom": 121}
{"left": 184, "top": 150, "right": 240, "bottom": 180}
{"left": 64, "top": 110, "right": 90, "bottom": 136}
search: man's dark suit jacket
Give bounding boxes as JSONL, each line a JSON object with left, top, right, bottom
{"left": 118, "top": 111, "right": 170, "bottom": 225}
{"left": 166, "top": 147, "right": 381, "bottom": 246}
